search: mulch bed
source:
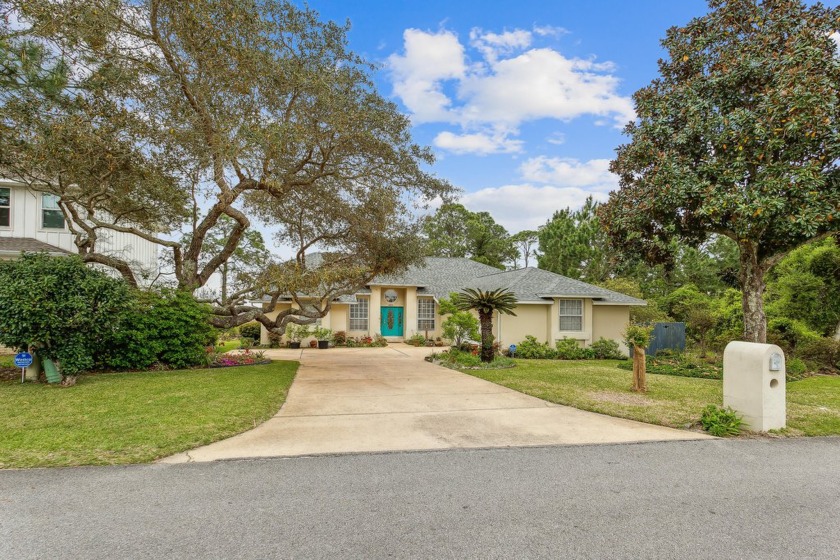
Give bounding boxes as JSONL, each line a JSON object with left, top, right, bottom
{"left": 0, "top": 366, "right": 21, "bottom": 382}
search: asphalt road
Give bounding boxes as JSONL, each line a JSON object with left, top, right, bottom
{"left": 1, "top": 438, "right": 839, "bottom": 559}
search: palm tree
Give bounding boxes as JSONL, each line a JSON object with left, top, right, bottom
{"left": 452, "top": 288, "right": 517, "bottom": 363}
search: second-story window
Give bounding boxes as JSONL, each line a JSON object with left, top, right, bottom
{"left": 41, "top": 193, "right": 65, "bottom": 229}
{"left": 0, "top": 188, "right": 9, "bottom": 227}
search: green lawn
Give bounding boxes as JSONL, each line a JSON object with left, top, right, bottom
{"left": 467, "top": 359, "right": 840, "bottom": 436}
{"left": 0, "top": 360, "right": 298, "bottom": 469}
{"left": 216, "top": 339, "right": 242, "bottom": 352}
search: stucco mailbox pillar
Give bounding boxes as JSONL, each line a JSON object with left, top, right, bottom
{"left": 723, "top": 341, "right": 786, "bottom": 431}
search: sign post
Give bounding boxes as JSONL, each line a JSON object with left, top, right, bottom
{"left": 14, "top": 352, "right": 34, "bottom": 384}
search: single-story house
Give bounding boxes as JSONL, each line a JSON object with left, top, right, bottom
{"left": 260, "top": 257, "right": 645, "bottom": 352}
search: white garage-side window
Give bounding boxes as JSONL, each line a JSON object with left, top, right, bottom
{"left": 349, "top": 297, "right": 369, "bottom": 331}
{"left": 0, "top": 187, "right": 10, "bottom": 227}
{"left": 41, "top": 193, "right": 65, "bottom": 229}
{"left": 559, "top": 299, "right": 583, "bottom": 331}
{"left": 417, "top": 297, "right": 436, "bottom": 331}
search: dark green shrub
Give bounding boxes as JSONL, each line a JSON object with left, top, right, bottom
{"left": 796, "top": 338, "right": 840, "bottom": 372}
{"left": 429, "top": 348, "right": 515, "bottom": 370}
{"left": 515, "top": 336, "right": 557, "bottom": 359}
{"left": 616, "top": 352, "right": 722, "bottom": 379}
{"left": 700, "top": 404, "right": 743, "bottom": 436}
{"left": 103, "top": 289, "right": 217, "bottom": 370}
{"left": 589, "top": 337, "right": 625, "bottom": 359}
{"left": 766, "top": 317, "right": 821, "bottom": 354}
{"left": 555, "top": 338, "right": 591, "bottom": 360}
{"left": 785, "top": 357, "right": 808, "bottom": 380}
{"left": 0, "top": 254, "right": 131, "bottom": 379}
{"left": 239, "top": 322, "right": 262, "bottom": 343}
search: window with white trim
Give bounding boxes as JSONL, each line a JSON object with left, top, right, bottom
{"left": 558, "top": 299, "right": 583, "bottom": 331}
{"left": 41, "top": 193, "right": 65, "bottom": 229}
{"left": 349, "top": 297, "right": 369, "bottom": 331}
{"left": 417, "top": 297, "right": 436, "bottom": 331}
{"left": 0, "top": 188, "right": 9, "bottom": 227}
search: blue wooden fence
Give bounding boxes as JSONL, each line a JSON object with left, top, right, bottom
{"left": 630, "top": 322, "right": 686, "bottom": 356}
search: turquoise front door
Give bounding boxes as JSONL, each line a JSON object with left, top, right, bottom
{"left": 380, "top": 306, "right": 404, "bottom": 337}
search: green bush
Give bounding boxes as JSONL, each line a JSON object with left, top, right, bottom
{"left": 515, "top": 336, "right": 557, "bottom": 359}
{"left": 0, "top": 254, "right": 131, "bottom": 378}
{"left": 624, "top": 324, "right": 653, "bottom": 350}
{"left": 617, "top": 351, "right": 722, "bottom": 379}
{"left": 589, "top": 337, "right": 625, "bottom": 359}
{"left": 429, "top": 348, "right": 514, "bottom": 370}
{"left": 239, "top": 322, "right": 262, "bottom": 343}
{"left": 796, "top": 338, "right": 840, "bottom": 372}
{"left": 407, "top": 333, "right": 426, "bottom": 346}
{"left": 441, "top": 308, "right": 479, "bottom": 346}
{"left": 555, "top": 338, "right": 593, "bottom": 360}
{"left": 102, "top": 289, "right": 217, "bottom": 370}
{"left": 767, "top": 317, "right": 821, "bottom": 354}
{"left": 786, "top": 357, "right": 807, "bottom": 379}
{"left": 700, "top": 404, "right": 743, "bottom": 437}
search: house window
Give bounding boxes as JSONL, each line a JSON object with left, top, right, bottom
{"left": 418, "top": 297, "right": 436, "bottom": 331}
{"left": 41, "top": 193, "right": 65, "bottom": 229}
{"left": 0, "top": 188, "right": 9, "bottom": 227}
{"left": 558, "top": 299, "right": 583, "bottom": 331}
{"left": 349, "top": 297, "right": 368, "bottom": 331}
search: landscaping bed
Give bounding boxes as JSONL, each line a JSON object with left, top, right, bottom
{"left": 465, "top": 359, "right": 840, "bottom": 437}
{"left": 427, "top": 348, "right": 516, "bottom": 371}
{"left": 0, "top": 360, "right": 298, "bottom": 468}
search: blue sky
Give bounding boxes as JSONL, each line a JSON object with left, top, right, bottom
{"left": 305, "top": 0, "right": 715, "bottom": 232}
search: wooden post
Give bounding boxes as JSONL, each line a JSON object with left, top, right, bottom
{"left": 633, "top": 345, "right": 647, "bottom": 392}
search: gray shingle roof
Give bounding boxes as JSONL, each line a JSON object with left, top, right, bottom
{"left": 369, "top": 258, "right": 646, "bottom": 306}
{"left": 0, "top": 237, "right": 70, "bottom": 256}
{"left": 472, "top": 266, "right": 646, "bottom": 305}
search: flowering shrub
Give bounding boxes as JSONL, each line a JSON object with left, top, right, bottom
{"left": 208, "top": 348, "right": 268, "bottom": 367}
{"left": 343, "top": 335, "right": 388, "bottom": 347}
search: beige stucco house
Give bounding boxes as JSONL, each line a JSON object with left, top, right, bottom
{"left": 260, "top": 257, "right": 645, "bottom": 352}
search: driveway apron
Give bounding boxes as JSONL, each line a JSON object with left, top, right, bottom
{"left": 162, "top": 346, "right": 709, "bottom": 463}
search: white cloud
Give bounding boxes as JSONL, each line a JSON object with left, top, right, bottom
{"left": 433, "top": 129, "right": 523, "bottom": 155}
{"left": 469, "top": 28, "right": 532, "bottom": 62}
{"left": 386, "top": 26, "right": 635, "bottom": 154}
{"left": 387, "top": 29, "right": 466, "bottom": 122}
{"left": 457, "top": 48, "right": 634, "bottom": 128}
{"left": 519, "top": 156, "right": 617, "bottom": 191}
{"left": 533, "top": 25, "right": 569, "bottom": 38}
{"left": 831, "top": 32, "right": 840, "bottom": 57}
{"left": 546, "top": 132, "right": 566, "bottom": 145}
{"left": 459, "top": 184, "right": 608, "bottom": 232}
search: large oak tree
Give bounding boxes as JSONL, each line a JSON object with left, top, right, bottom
{"left": 600, "top": 0, "right": 840, "bottom": 343}
{"left": 1, "top": 0, "right": 452, "bottom": 334}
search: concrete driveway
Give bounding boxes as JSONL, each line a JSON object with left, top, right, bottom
{"left": 163, "top": 346, "right": 709, "bottom": 463}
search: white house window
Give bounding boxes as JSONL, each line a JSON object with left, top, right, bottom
{"left": 0, "top": 188, "right": 9, "bottom": 227}
{"left": 558, "top": 299, "right": 583, "bottom": 331}
{"left": 417, "top": 298, "right": 436, "bottom": 331}
{"left": 41, "top": 193, "right": 65, "bottom": 229}
{"left": 349, "top": 297, "right": 369, "bottom": 331}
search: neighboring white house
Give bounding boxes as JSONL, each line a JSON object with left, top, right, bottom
{"left": 0, "top": 178, "right": 159, "bottom": 279}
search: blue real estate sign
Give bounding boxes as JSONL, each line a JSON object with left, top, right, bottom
{"left": 14, "top": 352, "right": 33, "bottom": 368}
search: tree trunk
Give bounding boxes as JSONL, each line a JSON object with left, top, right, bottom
{"left": 479, "top": 310, "right": 494, "bottom": 363}
{"left": 632, "top": 345, "right": 646, "bottom": 392}
{"left": 834, "top": 320, "right": 840, "bottom": 342}
{"left": 221, "top": 261, "right": 228, "bottom": 305}
{"left": 738, "top": 242, "right": 768, "bottom": 343}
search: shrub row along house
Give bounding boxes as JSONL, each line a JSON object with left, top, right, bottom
{"left": 261, "top": 257, "right": 645, "bottom": 353}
